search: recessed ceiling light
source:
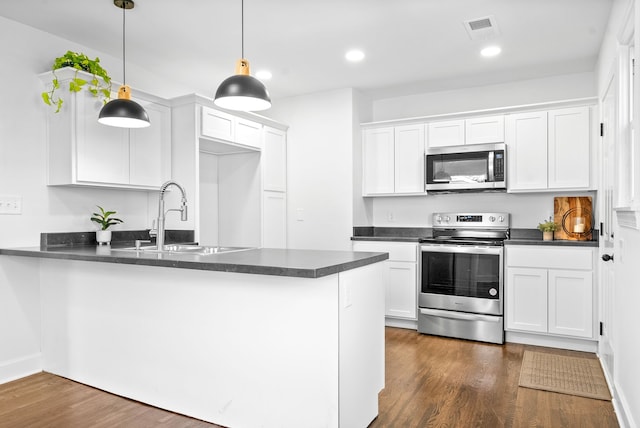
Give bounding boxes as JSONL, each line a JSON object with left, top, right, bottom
{"left": 481, "top": 46, "right": 502, "bottom": 57}
{"left": 255, "top": 70, "right": 272, "bottom": 80}
{"left": 345, "top": 49, "right": 365, "bottom": 62}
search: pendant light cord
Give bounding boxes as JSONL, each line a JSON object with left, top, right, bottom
{"left": 122, "top": 2, "right": 126, "bottom": 84}
{"left": 241, "top": 0, "right": 244, "bottom": 58}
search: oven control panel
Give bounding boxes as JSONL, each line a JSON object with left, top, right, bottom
{"left": 432, "top": 212, "right": 510, "bottom": 228}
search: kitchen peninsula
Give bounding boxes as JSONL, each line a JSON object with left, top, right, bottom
{"left": 0, "top": 242, "right": 387, "bottom": 428}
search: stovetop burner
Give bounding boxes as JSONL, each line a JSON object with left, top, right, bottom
{"left": 424, "top": 212, "right": 511, "bottom": 245}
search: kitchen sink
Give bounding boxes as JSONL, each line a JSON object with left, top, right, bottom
{"left": 113, "top": 244, "right": 254, "bottom": 255}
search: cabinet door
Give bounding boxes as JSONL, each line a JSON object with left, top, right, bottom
{"left": 76, "top": 90, "right": 129, "bottom": 184}
{"left": 548, "top": 269, "right": 593, "bottom": 338}
{"left": 236, "top": 118, "right": 262, "bottom": 149}
{"left": 262, "top": 191, "right": 286, "bottom": 248}
{"left": 363, "top": 128, "right": 395, "bottom": 195}
{"left": 394, "top": 124, "right": 425, "bottom": 194}
{"left": 201, "top": 106, "right": 234, "bottom": 141}
{"left": 129, "top": 100, "right": 171, "bottom": 187}
{"left": 427, "top": 120, "right": 465, "bottom": 147}
{"left": 384, "top": 262, "right": 417, "bottom": 319}
{"left": 548, "top": 106, "right": 590, "bottom": 189}
{"left": 465, "top": 115, "right": 504, "bottom": 144}
{"left": 262, "top": 127, "right": 287, "bottom": 192}
{"left": 505, "top": 111, "right": 548, "bottom": 191}
{"left": 506, "top": 267, "right": 548, "bottom": 333}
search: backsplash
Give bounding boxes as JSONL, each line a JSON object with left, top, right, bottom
{"left": 40, "top": 230, "right": 195, "bottom": 248}
{"left": 368, "top": 191, "right": 597, "bottom": 229}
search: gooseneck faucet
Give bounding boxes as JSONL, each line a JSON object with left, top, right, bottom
{"left": 156, "top": 180, "right": 188, "bottom": 250}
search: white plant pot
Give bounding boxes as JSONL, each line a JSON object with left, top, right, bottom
{"left": 542, "top": 231, "right": 554, "bottom": 241}
{"left": 96, "top": 230, "right": 112, "bottom": 245}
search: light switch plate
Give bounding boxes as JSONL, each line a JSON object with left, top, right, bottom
{"left": 0, "top": 196, "right": 22, "bottom": 214}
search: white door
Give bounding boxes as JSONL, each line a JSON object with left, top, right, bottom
{"left": 548, "top": 269, "right": 593, "bottom": 338}
{"left": 599, "top": 70, "right": 617, "bottom": 379}
{"left": 362, "top": 128, "right": 395, "bottom": 194}
{"left": 505, "top": 111, "right": 548, "bottom": 191}
{"left": 393, "top": 124, "right": 425, "bottom": 194}
{"left": 505, "top": 267, "right": 548, "bottom": 333}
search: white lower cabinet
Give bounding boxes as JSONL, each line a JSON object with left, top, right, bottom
{"left": 506, "top": 246, "right": 594, "bottom": 339}
{"left": 352, "top": 241, "right": 418, "bottom": 321}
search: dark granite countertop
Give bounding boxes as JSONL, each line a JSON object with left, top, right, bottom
{"left": 0, "top": 244, "right": 388, "bottom": 279}
{"left": 351, "top": 226, "right": 599, "bottom": 247}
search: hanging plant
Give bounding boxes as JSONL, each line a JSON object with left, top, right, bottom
{"left": 41, "top": 51, "right": 112, "bottom": 113}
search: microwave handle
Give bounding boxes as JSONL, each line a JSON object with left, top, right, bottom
{"left": 488, "top": 151, "right": 495, "bottom": 182}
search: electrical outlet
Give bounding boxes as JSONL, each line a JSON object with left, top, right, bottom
{"left": 0, "top": 196, "right": 22, "bottom": 215}
{"left": 296, "top": 208, "right": 304, "bottom": 221}
{"left": 387, "top": 211, "right": 394, "bottom": 222}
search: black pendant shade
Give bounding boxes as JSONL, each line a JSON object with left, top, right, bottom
{"left": 214, "top": 59, "right": 271, "bottom": 111}
{"left": 98, "top": 85, "right": 150, "bottom": 128}
{"left": 98, "top": 0, "right": 150, "bottom": 128}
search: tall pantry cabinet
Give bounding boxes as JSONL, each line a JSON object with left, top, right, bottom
{"left": 170, "top": 94, "right": 288, "bottom": 248}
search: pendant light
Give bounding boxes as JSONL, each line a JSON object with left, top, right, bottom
{"left": 98, "top": 0, "right": 150, "bottom": 128}
{"left": 214, "top": 0, "right": 271, "bottom": 111}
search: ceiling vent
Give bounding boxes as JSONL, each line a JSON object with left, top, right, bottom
{"left": 463, "top": 15, "right": 500, "bottom": 40}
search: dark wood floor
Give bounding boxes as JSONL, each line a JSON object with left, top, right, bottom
{"left": 0, "top": 327, "right": 618, "bottom": 428}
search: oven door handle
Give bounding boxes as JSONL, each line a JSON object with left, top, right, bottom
{"left": 420, "top": 308, "right": 501, "bottom": 322}
{"left": 420, "top": 245, "right": 502, "bottom": 256}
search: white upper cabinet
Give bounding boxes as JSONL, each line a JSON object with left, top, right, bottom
{"left": 506, "top": 106, "right": 592, "bottom": 192}
{"left": 427, "top": 115, "right": 504, "bottom": 148}
{"left": 363, "top": 127, "right": 396, "bottom": 195}
{"left": 465, "top": 115, "right": 505, "bottom": 144}
{"left": 394, "top": 125, "right": 426, "bottom": 193}
{"left": 201, "top": 106, "right": 262, "bottom": 150}
{"left": 41, "top": 68, "right": 171, "bottom": 190}
{"left": 262, "top": 127, "right": 287, "bottom": 192}
{"left": 547, "top": 107, "right": 591, "bottom": 189}
{"left": 427, "top": 119, "right": 465, "bottom": 147}
{"left": 363, "top": 124, "right": 425, "bottom": 196}
{"left": 505, "top": 111, "right": 548, "bottom": 190}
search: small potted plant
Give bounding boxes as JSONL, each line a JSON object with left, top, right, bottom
{"left": 91, "top": 206, "right": 123, "bottom": 245}
{"left": 41, "top": 51, "right": 112, "bottom": 113}
{"left": 537, "top": 217, "right": 558, "bottom": 241}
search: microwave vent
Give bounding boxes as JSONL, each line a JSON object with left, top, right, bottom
{"left": 464, "top": 16, "right": 500, "bottom": 40}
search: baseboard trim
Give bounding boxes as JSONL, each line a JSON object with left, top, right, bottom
{"left": 385, "top": 318, "right": 417, "bottom": 330}
{"left": 505, "top": 331, "right": 597, "bottom": 352}
{"left": 0, "top": 353, "right": 42, "bottom": 385}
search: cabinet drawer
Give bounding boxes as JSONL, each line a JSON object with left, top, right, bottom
{"left": 506, "top": 246, "right": 593, "bottom": 270}
{"left": 352, "top": 242, "right": 417, "bottom": 262}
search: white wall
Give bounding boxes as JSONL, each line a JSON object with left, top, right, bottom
{"left": 0, "top": 17, "right": 192, "bottom": 384}
{"left": 595, "top": 1, "right": 640, "bottom": 427}
{"left": 372, "top": 72, "right": 596, "bottom": 122}
{"left": 266, "top": 89, "right": 355, "bottom": 251}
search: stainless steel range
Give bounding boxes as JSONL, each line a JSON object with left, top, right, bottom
{"left": 418, "top": 212, "right": 510, "bottom": 344}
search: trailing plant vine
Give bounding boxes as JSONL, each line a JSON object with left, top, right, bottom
{"left": 41, "top": 51, "right": 112, "bottom": 113}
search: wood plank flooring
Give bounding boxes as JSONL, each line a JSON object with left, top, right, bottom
{"left": 0, "top": 327, "right": 618, "bottom": 428}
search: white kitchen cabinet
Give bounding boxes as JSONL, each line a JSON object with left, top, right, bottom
{"left": 261, "top": 126, "right": 287, "bottom": 248}
{"left": 201, "top": 106, "right": 262, "bottom": 150}
{"left": 262, "top": 191, "right": 287, "bottom": 248}
{"left": 363, "top": 127, "right": 395, "bottom": 194}
{"left": 506, "top": 106, "right": 591, "bottom": 192}
{"left": 262, "top": 127, "right": 287, "bottom": 192}
{"left": 427, "top": 115, "right": 504, "bottom": 148}
{"left": 352, "top": 241, "right": 418, "bottom": 321}
{"left": 41, "top": 68, "right": 171, "bottom": 190}
{"left": 362, "top": 124, "right": 425, "bottom": 196}
{"left": 505, "top": 246, "right": 594, "bottom": 339}
{"left": 547, "top": 107, "right": 591, "bottom": 189}
{"left": 427, "top": 119, "right": 465, "bottom": 147}
{"left": 465, "top": 115, "right": 505, "bottom": 144}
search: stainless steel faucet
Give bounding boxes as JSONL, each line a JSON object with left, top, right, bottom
{"left": 156, "top": 180, "right": 188, "bottom": 250}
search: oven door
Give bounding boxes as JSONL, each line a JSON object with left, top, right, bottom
{"left": 419, "top": 244, "right": 503, "bottom": 316}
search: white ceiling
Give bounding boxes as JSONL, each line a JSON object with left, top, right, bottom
{"left": 0, "top": 0, "right": 613, "bottom": 101}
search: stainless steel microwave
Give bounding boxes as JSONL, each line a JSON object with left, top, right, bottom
{"left": 425, "top": 143, "right": 506, "bottom": 193}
